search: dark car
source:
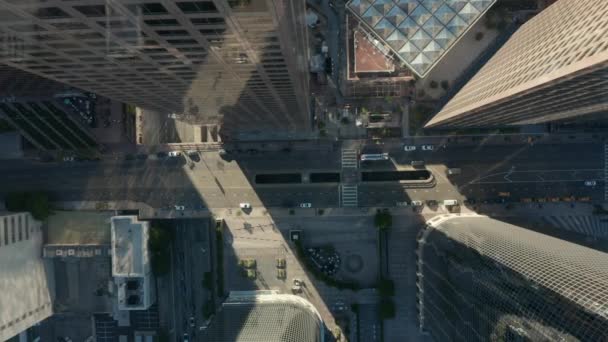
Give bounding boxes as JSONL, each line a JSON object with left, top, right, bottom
{"left": 136, "top": 154, "right": 148, "bottom": 160}
{"left": 156, "top": 151, "right": 167, "bottom": 158}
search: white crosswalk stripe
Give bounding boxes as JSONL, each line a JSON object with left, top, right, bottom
{"left": 341, "top": 149, "right": 358, "bottom": 169}
{"left": 341, "top": 184, "right": 358, "bottom": 207}
{"left": 604, "top": 143, "right": 608, "bottom": 201}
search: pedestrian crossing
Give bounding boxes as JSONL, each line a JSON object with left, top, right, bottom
{"left": 341, "top": 184, "right": 358, "bottom": 207}
{"left": 604, "top": 143, "right": 608, "bottom": 201}
{"left": 341, "top": 149, "right": 358, "bottom": 169}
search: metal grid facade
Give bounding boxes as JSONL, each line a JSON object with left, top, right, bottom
{"left": 417, "top": 214, "right": 608, "bottom": 342}
{"left": 0, "top": 0, "right": 311, "bottom": 137}
{"left": 202, "top": 292, "right": 323, "bottom": 342}
{"left": 426, "top": 0, "right": 608, "bottom": 128}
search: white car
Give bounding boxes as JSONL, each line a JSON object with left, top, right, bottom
{"left": 421, "top": 145, "right": 434, "bottom": 151}
{"left": 168, "top": 151, "right": 181, "bottom": 157}
{"left": 63, "top": 156, "right": 75, "bottom": 162}
{"left": 411, "top": 200, "right": 423, "bottom": 206}
{"left": 396, "top": 201, "right": 409, "bottom": 207}
{"left": 299, "top": 203, "right": 312, "bottom": 208}
{"left": 174, "top": 205, "right": 185, "bottom": 210}
{"left": 584, "top": 180, "right": 597, "bottom": 186}
{"left": 239, "top": 202, "right": 251, "bottom": 209}
{"left": 404, "top": 145, "right": 416, "bottom": 152}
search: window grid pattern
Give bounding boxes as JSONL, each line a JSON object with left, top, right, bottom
{"left": 427, "top": 0, "right": 608, "bottom": 128}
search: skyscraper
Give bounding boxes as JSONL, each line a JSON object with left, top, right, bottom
{"left": 417, "top": 214, "right": 608, "bottom": 341}
{"left": 0, "top": 212, "right": 54, "bottom": 341}
{"left": 201, "top": 291, "right": 324, "bottom": 342}
{"left": 425, "top": 0, "right": 608, "bottom": 129}
{"left": 0, "top": 0, "right": 311, "bottom": 139}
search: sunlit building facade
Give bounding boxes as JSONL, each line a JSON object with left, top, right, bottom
{"left": 0, "top": 0, "right": 311, "bottom": 139}
{"left": 417, "top": 214, "right": 608, "bottom": 341}
{"left": 425, "top": 0, "right": 608, "bottom": 128}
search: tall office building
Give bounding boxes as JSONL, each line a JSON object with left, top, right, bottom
{"left": 202, "top": 291, "right": 324, "bottom": 342}
{"left": 0, "top": 0, "right": 311, "bottom": 139}
{"left": 425, "top": 0, "right": 608, "bottom": 128}
{"left": 417, "top": 214, "right": 608, "bottom": 341}
{"left": 0, "top": 212, "right": 54, "bottom": 341}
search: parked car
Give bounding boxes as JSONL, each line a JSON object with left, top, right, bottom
{"left": 584, "top": 180, "right": 597, "bottom": 186}
{"left": 421, "top": 145, "right": 434, "bottom": 151}
{"left": 403, "top": 145, "right": 416, "bottom": 152}
{"left": 396, "top": 201, "right": 409, "bottom": 207}
{"left": 189, "top": 316, "right": 195, "bottom": 327}
{"left": 299, "top": 203, "right": 312, "bottom": 208}
{"left": 239, "top": 202, "right": 251, "bottom": 209}
{"left": 156, "top": 151, "right": 167, "bottom": 158}
{"left": 174, "top": 205, "right": 185, "bottom": 210}
{"left": 168, "top": 151, "right": 181, "bottom": 157}
{"left": 63, "top": 155, "right": 75, "bottom": 162}
{"left": 411, "top": 200, "right": 423, "bottom": 206}
{"left": 447, "top": 168, "right": 461, "bottom": 175}
{"left": 183, "top": 333, "right": 189, "bottom": 342}
{"left": 443, "top": 199, "right": 458, "bottom": 206}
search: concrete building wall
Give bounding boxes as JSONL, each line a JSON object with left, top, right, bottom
{"left": 425, "top": 0, "right": 608, "bottom": 128}
{"left": 0, "top": 212, "right": 54, "bottom": 341}
{"left": 0, "top": 0, "right": 311, "bottom": 139}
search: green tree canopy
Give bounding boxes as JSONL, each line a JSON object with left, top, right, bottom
{"left": 374, "top": 209, "right": 392, "bottom": 231}
{"left": 5, "top": 191, "right": 51, "bottom": 220}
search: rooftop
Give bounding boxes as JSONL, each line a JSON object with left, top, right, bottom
{"left": 111, "top": 216, "right": 148, "bottom": 277}
{"left": 202, "top": 291, "right": 323, "bottom": 342}
{"left": 46, "top": 211, "right": 112, "bottom": 245}
{"left": 347, "top": 0, "right": 496, "bottom": 77}
{"left": 354, "top": 30, "right": 395, "bottom": 73}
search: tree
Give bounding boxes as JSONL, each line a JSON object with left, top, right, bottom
{"left": 475, "top": 32, "right": 484, "bottom": 41}
{"left": 440, "top": 80, "right": 449, "bottom": 90}
{"left": 377, "top": 278, "right": 395, "bottom": 297}
{"left": 379, "top": 299, "right": 396, "bottom": 319}
{"left": 374, "top": 209, "right": 392, "bottom": 231}
{"left": 5, "top": 191, "right": 51, "bottom": 220}
{"left": 148, "top": 223, "right": 174, "bottom": 276}
{"left": 340, "top": 117, "right": 350, "bottom": 125}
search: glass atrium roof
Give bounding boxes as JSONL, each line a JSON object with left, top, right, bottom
{"left": 347, "top": 0, "right": 496, "bottom": 77}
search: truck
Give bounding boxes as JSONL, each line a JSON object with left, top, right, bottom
{"left": 443, "top": 199, "right": 458, "bottom": 206}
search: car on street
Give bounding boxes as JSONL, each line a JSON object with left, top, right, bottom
{"left": 411, "top": 200, "right": 423, "bottom": 206}
{"left": 168, "top": 151, "right": 181, "bottom": 157}
{"left": 189, "top": 316, "right": 195, "bottom": 327}
{"left": 396, "top": 201, "right": 408, "bottom": 207}
{"left": 421, "top": 145, "right": 434, "bottom": 151}
{"left": 174, "top": 205, "right": 185, "bottom": 210}
{"left": 584, "top": 180, "right": 597, "bottom": 186}
{"left": 63, "top": 156, "right": 75, "bottom": 162}
{"left": 299, "top": 203, "right": 312, "bottom": 208}
{"left": 183, "top": 333, "right": 189, "bottom": 342}
{"left": 187, "top": 150, "right": 200, "bottom": 161}
{"left": 239, "top": 202, "right": 251, "bottom": 209}
{"left": 136, "top": 154, "right": 148, "bottom": 160}
{"left": 156, "top": 151, "right": 167, "bottom": 158}
{"left": 443, "top": 199, "right": 458, "bottom": 206}
{"left": 447, "top": 168, "right": 461, "bottom": 175}
{"left": 403, "top": 145, "right": 416, "bottom": 152}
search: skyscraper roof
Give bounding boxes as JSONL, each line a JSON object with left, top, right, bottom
{"left": 202, "top": 292, "right": 324, "bottom": 342}
{"left": 347, "top": 0, "right": 496, "bottom": 77}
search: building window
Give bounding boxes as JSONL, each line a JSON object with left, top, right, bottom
{"left": 156, "top": 29, "right": 189, "bottom": 36}
{"left": 177, "top": 1, "right": 218, "bottom": 13}
{"left": 73, "top": 5, "right": 107, "bottom": 17}
{"left": 190, "top": 17, "right": 225, "bottom": 25}
{"left": 167, "top": 39, "right": 197, "bottom": 45}
{"left": 128, "top": 3, "right": 168, "bottom": 15}
{"left": 145, "top": 19, "right": 179, "bottom": 26}
{"left": 52, "top": 22, "right": 89, "bottom": 30}
{"left": 30, "top": 7, "right": 71, "bottom": 19}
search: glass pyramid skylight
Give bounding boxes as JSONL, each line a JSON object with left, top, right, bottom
{"left": 347, "top": 0, "right": 496, "bottom": 77}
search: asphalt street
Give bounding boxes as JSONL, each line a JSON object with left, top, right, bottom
{"left": 0, "top": 142, "right": 604, "bottom": 209}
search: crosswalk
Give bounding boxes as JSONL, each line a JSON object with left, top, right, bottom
{"left": 604, "top": 143, "right": 608, "bottom": 201}
{"left": 341, "top": 184, "right": 358, "bottom": 207}
{"left": 341, "top": 149, "right": 358, "bottom": 169}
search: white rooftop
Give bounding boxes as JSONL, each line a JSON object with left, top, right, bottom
{"left": 111, "top": 216, "right": 149, "bottom": 277}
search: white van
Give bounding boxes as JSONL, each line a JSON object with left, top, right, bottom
{"left": 443, "top": 199, "right": 458, "bottom": 206}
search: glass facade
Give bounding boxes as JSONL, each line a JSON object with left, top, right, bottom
{"left": 347, "top": 0, "right": 495, "bottom": 76}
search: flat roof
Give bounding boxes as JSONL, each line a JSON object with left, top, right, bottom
{"left": 46, "top": 211, "right": 112, "bottom": 245}
{"left": 111, "top": 216, "right": 148, "bottom": 277}
{"left": 347, "top": 0, "right": 496, "bottom": 77}
{"left": 354, "top": 30, "right": 396, "bottom": 73}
